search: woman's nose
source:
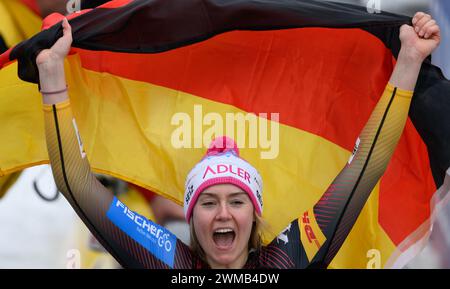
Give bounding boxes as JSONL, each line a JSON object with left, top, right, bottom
{"left": 215, "top": 203, "right": 231, "bottom": 220}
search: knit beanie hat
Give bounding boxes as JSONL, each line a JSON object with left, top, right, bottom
{"left": 184, "top": 136, "right": 263, "bottom": 222}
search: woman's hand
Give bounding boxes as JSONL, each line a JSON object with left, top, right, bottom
{"left": 390, "top": 12, "right": 441, "bottom": 91}
{"left": 399, "top": 12, "right": 441, "bottom": 62}
{"left": 36, "top": 18, "right": 72, "bottom": 70}
{"left": 37, "top": 18, "right": 72, "bottom": 104}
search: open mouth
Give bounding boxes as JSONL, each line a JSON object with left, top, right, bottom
{"left": 212, "top": 228, "right": 236, "bottom": 249}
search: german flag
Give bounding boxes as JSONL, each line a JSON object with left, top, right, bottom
{"left": 0, "top": 0, "right": 42, "bottom": 198}
{"left": 1, "top": 0, "right": 449, "bottom": 268}
{"left": 0, "top": 0, "right": 41, "bottom": 52}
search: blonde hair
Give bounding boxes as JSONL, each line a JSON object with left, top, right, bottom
{"left": 189, "top": 212, "right": 266, "bottom": 264}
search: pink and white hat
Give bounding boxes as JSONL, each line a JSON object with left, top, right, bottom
{"left": 184, "top": 136, "right": 263, "bottom": 222}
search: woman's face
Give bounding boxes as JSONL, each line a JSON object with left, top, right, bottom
{"left": 192, "top": 183, "right": 255, "bottom": 269}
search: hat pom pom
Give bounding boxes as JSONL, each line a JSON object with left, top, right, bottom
{"left": 206, "top": 136, "right": 239, "bottom": 157}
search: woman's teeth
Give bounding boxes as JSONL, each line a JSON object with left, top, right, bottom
{"left": 215, "top": 228, "right": 234, "bottom": 234}
{"left": 213, "top": 228, "right": 236, "bottom": 248}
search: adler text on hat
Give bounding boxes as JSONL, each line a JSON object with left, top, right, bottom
{"left": 203, "top": 164, "right": 251, "bottom": 184}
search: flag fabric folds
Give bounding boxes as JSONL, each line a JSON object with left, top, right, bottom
{"left": 0, "top": 0, "right": 41, "bottom": 51}
{"left": 0, "top": 0, "right": 42, "bottom": 198}
{"left": 399, "top": 0, "right": 450, "bottom": 268}
{"left": 1, "top": 0, "right": 449, "bottom": 268}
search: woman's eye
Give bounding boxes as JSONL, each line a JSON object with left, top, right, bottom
{"left": 201, "top": 201, "right": 215, "bottom": 207}
{"left": 231, "top": 200, "right": 244, "bottom": 206}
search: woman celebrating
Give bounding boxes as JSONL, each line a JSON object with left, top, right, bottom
{"left": 36, "top": 12, "right": 441, "bottom": 268}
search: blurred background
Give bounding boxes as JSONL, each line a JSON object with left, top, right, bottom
{"left": 335, "top": 0, "right": 430, "bottom": 15}
{"left": 0, "top": 0, "right": 448, "bottom": 269}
